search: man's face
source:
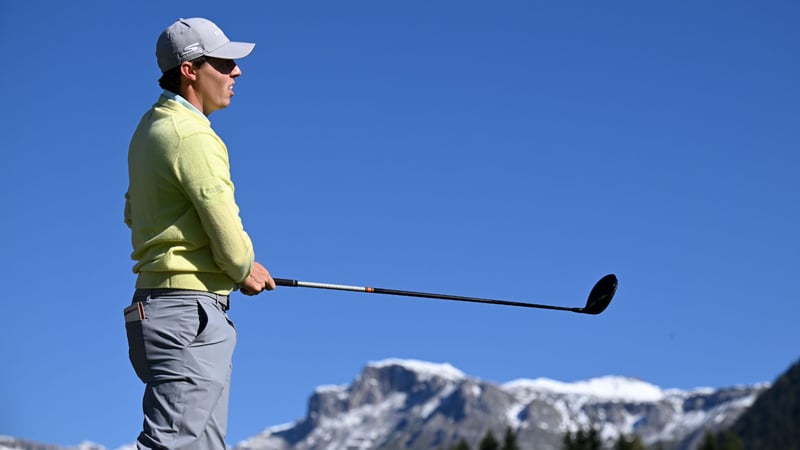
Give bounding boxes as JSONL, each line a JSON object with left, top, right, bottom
{"left": 194, "top": 58, "right": 242, "bottom": 115}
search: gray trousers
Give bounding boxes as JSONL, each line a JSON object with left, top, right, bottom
{"left": 125, "top": 289, "right": 237, "bottom": 449}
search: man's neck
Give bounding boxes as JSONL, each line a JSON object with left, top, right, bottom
{"left": 162, "top": 90, "right": 205, "bottom": 118}
{"left": 180, "top": 86, "right": 209, "bottom": 116}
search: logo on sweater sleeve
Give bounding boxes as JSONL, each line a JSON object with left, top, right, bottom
{"left": 203, "top": 184, "right": 227, "bottom": 196}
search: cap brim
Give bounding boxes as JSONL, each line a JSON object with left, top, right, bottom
{"left": 206, "top": 41, "right": 255, "bottom": 60}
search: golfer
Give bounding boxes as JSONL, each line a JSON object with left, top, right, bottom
{"left": 123, "top": 17, "right": 275, "bottom": 449}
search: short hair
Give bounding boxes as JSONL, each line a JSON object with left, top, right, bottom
{"left": 158, "top": 56, "right": 208, "bottom": 93}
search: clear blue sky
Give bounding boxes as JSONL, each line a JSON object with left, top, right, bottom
{"left": 1, "top": 1, "right": 797, "bottom": 448}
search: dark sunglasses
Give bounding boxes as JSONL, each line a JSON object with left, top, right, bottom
{"left": 206, "top": 58, "right": 238, "bottom": 75}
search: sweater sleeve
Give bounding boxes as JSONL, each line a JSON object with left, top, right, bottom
{"left": 174, "top": 133, "right": 255, "bottom": 283}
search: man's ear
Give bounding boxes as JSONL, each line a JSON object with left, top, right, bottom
{"left": 179, "top": 61, "right": 197, "bottom": 81}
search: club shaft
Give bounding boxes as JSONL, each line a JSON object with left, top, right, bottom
{"left": 273, "top": 278, "right": 582, "bottom": 313}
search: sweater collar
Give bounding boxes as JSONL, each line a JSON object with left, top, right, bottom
{"left": 161, "top": 90, "right": 206, "bottom": 118}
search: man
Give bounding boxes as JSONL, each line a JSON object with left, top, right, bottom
{"left": 123, "top": 17, "right": 275, "bottom": 449}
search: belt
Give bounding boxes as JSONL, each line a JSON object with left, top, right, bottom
{"left": 135, "top": 288, "right": 230, "bottom": 311}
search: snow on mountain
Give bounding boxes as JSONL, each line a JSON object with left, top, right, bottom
{"left": 503, "top": 375, "right": 665, "bottom": 402}
{"left": 0, "top": 437, "right": 108, "bottom": 450}
{"left": 237, "top": 358, "right": 768, "bottom": 450}
{"left": 501, "top": 373, "right": 766, "bottom": 447}
{"left": 366, "top": 358, "right": 466, "bottom": 382}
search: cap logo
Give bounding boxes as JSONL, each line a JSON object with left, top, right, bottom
{"left": 180, "top": 43, "right": 202, "bottom": 58}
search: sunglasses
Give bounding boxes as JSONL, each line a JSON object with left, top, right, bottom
{"left": 205, "top": 58, "right": 238, "bottom": 75}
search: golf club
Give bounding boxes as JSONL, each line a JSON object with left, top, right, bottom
{"left": 273, "top": 273, "right": 617, "bottom": 315}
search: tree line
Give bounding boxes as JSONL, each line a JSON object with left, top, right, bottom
{"left": 437, "top": 425, "right": 743, "bottom": 450}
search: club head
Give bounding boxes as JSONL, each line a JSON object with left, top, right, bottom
{"left": 581, "top": 274, "right": 618, "bottom": 315}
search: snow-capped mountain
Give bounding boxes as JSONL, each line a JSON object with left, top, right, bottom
{"left": 0, "top": 437, "right": 106, "bottom": 450}
{"left": 237, "top": 359, "right": 767, "bottom": 450}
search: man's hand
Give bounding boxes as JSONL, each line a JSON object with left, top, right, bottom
{"left": 240, "top": 261, "right": 276, "bottom": 296}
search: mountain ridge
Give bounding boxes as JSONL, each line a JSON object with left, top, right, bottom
{"left": 237, "top": 358, "right": 767, "bottom": 450}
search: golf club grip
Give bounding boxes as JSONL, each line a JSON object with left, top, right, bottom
{"left": 273, "top": 278, "right": 297, "bottom": 287}
{"left": 277, "top": 278, "right": 372, "bottom": 293}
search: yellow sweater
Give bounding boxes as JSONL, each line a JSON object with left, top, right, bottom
{"left": 124, "top": 94, "right": 254, "bottom": 294}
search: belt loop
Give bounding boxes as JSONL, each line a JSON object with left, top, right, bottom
{"left": 215, "top": 292, "right": 230, "bottom": 312}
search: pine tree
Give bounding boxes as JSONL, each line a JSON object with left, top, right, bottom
{"left": 563, "top": 430, "right": 576, "bottom": 450}
{"left": 586, "top": 427, "right": 602, "bottom": 450}
{"left": 479, "top": 429, "right": 500, "bottom": 450}
{"left": 719, "top": 431, "right": 743, "bottom": 450}
{"left": 698, "top": 430, "right": 718, "bottom": 450}
{"left": 562, "top": 426, "right": 603, "bottom": 450}
{"left": 450, "top": 439, "right": 471, "bottom": 450}
{"left": 501, "top": 426, "right": 520, "bottom": 450}
{"left": 574, "top": 429, "right": 588, "bottom": 450}
{"left": 614, "top": 434, "right": 647, "bottom": 450}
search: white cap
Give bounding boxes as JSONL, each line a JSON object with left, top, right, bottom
{"left": 156, "top": 17, "right": 255, "bottom": 72}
